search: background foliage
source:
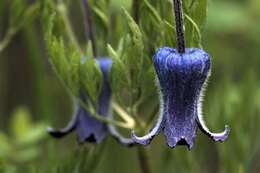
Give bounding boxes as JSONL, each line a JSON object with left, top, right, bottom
{"left": 0, "top": 0, "right": 260, "bottom": 173}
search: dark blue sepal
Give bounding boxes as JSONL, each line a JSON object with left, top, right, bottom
{"left": 132, "top": 47, "right": 230, "bottom": 149}
{"left": 48, "top": 58, "right": 135, "bottom": 146}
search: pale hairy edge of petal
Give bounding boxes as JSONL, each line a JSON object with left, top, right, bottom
{"left": 131, "top": 77, "right": 164, "bottom": 145}
{"left": 197, "top": 71, "right": 230, "bottom": 142}
{"left": 47, "top": 104, "right": 78, "bottom": 138}
{"left": 106, "top": 102, "right": 135, "bottom": 146}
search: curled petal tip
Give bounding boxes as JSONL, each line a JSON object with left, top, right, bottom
{"left": 108, "top": 125, "right": 135, "bottom": 147}
{"left": 165, "top": 137, "right": 194, "bottom": 150}
{"left": 131, "top": 130, "right": 153, "bottom": 146}
{"left": 131, "top": 110, "right": 164, "bottom": 145}
{"left": 198, "top": 121, "right": 230, "bottom": 142}
{"left": 211, "top": 125, "right": 230, "bottom": 142}
{"left": 47, "top": 127, "right": 70, "bottom": 138}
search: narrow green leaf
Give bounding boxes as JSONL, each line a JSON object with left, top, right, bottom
{"left": 107, "top": 44, "right": 129, "bottom": 92}
{"left": 122, "top": 9, "right": 144, "bottom": 90}
{"left": 80, "top": 55, "right": 103, "bottom": 104}
{"left": 18, "top": 2, "right": 41, "bottom": 29}
{"left": 191, "top": 0, "right": 208, "bottom": 29}
{"left": 67, "top": 45, "right": 81, "bottom": 96}
{"left": 143, "top": 0, "right": 162, "bottom": 24}
{"left": 184, "top": 14, "right": 202, "bottom": 47}
{"left": 92, "top": 7, "right": 109, "bottom": 29}
{"left": 50, "top": 37, "right": 70, "bottom": 84}
{"left": 85, "top": 41, "right": 94, "bottom": 59}
{"left": 9, "top": 0, "right": 26, "bottom": 27}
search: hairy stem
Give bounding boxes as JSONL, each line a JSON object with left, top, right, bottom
{"left": 173, "top": 0, "right": 185, "bottom": 53}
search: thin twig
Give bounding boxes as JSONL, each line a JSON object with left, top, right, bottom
{"left": 173, "top": 0, "right": 185, "bottom": 53}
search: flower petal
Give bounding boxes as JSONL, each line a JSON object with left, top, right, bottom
{"left": 197, "top": 114, "right": 230, "bottom": 142}
{"left": 47, "top": 109, "right": 77, "bottom": 138}
{"left": 131, "top": 110, "right": 165, "bottom": 145}
{"left": 197, "top": 81, "right": 230, "bottom": 142}
{"left": 76, "top": 107, "right": 107, "bottom": 143}
{"left": 108, "top": 124, "right": 135, "bottom": 146}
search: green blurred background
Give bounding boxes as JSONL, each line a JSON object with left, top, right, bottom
{"left": 1, "top": 0, "right": 260, "bottom": 173}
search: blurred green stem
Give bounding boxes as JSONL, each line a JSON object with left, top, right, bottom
{"left": 0, "top": 28, "right": 17, "bottom": 53}
{"left": 132, "top": 0, "right": 140, "bottom": 23}
{"left": 85, "top": 142, "right": 107, "bottom": 173}
{"left": 137, "top": 147, "right": 152, "bottom": 173}
{"left": 82, "top": 0, "right": 97, "bottom": 56}
{"left": 22, "top": 24, "right": 51, "bottom": 119}
{"left": 189, "top": 0, "right": 196, "bottom": 9}
{"left": 57, "top": 0, "right": 81, "bottom": 52}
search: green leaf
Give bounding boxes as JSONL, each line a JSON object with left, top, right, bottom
{"left": 92, "top": 6, "right": 109, "bottom": 29}
{"left": 16, "top": 123, "right": 47, "bottom": 146}
{"left": 143, "top": 0, "right": 162, "bottom": 24}
{"left": 67, "top": 44, "right": 81, "bottom": 96}
{"left": 184, "top": 0, "right": 208, "bottom": 47}
{"left": 122, "top": 8, "right": 144, "bottom": 90}
{"left": 107, "top": 44, "right": 129, "bottom": 92}
{"left": 163, "top": 20, "right": 176, "bottom": 47}
{"left": 15, "top": 147, "right": 40, "bottom": 162}
{"left": 48, "top": 37, "right": 70, "bottom": 84}
{"left": 9, "top": 0, "right": 26, "bottom": 27}
{"left": 0, "top": 133, "right": 11, "bottom": 158}
{"left": 18, "top": 2, "right": 41, "bottom": 29}
{"left": 80, "top": 55, "right": 103, "bottom": 104}
{"left": 184, "top": 14, "right": 202, "bottom": 47}
{"left": 10, "top": 106, "right": 32, "bottom": 140}
{"left": 190, "top": 0, "right": 208, "bottom": 30}
{"left": 85, "top": 41, "right": 94, "bottom": 59}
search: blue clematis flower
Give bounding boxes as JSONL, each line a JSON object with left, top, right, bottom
{"left": 132, "top": 47, "right": 230, "bottom": 149}
{"left": 48, "top": 58, "right": 134, "bottom": 146}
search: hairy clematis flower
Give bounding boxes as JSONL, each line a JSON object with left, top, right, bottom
{"left": 132, "top": 47, "right": 230, "bottom": 149}
{"left": 48, "top": 58, "right": 134, "bottom": 146}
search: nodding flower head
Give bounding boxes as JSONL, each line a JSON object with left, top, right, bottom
{"left": 132, "top": 47, "right": 230, "bottom": 149}
{"left": 48, "top": 57, "right": 134, "bottom": 146}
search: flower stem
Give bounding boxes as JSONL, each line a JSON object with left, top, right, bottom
{"left": 82, "top": 0, "right": 97, "bottom": 57}
{"left": 112, "top": 102, "right": 136, "bottom": 129}
{"left": 173, "top": 0, "right": 185, "bottom": 53}
{"left": 137, "top": 147, "right": 152, "bottom": 173}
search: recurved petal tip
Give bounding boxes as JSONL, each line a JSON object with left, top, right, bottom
{"left": 47, "top": 126, "right": 73, "bottom": 138}
{"left": 210, "top": 125, "right": 230, "bottom": 142}
{"left": 131, "top": 111, "right": 164, "bottom": 145}
{"left": 198, "top": 121, "right": 230, "bottom": 142}
{"left": 108, "top": 125, "right": 135, "bottom": 147}
{"left": 131, "top": 130, "right": 153, "bottom": 145}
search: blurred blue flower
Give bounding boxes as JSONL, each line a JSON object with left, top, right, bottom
{"left": 48, "top": 58, "right": 133, "bottom": 146}
{"left": 132, "top": 48, "right": 230, "bottom": 149}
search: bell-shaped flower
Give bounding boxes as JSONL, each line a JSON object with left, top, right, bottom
{"left": 48, "top": 58, "right": 134, "bottom": 146}
{"left": 132, "top": 47, "right": 230, "bottom": 149}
